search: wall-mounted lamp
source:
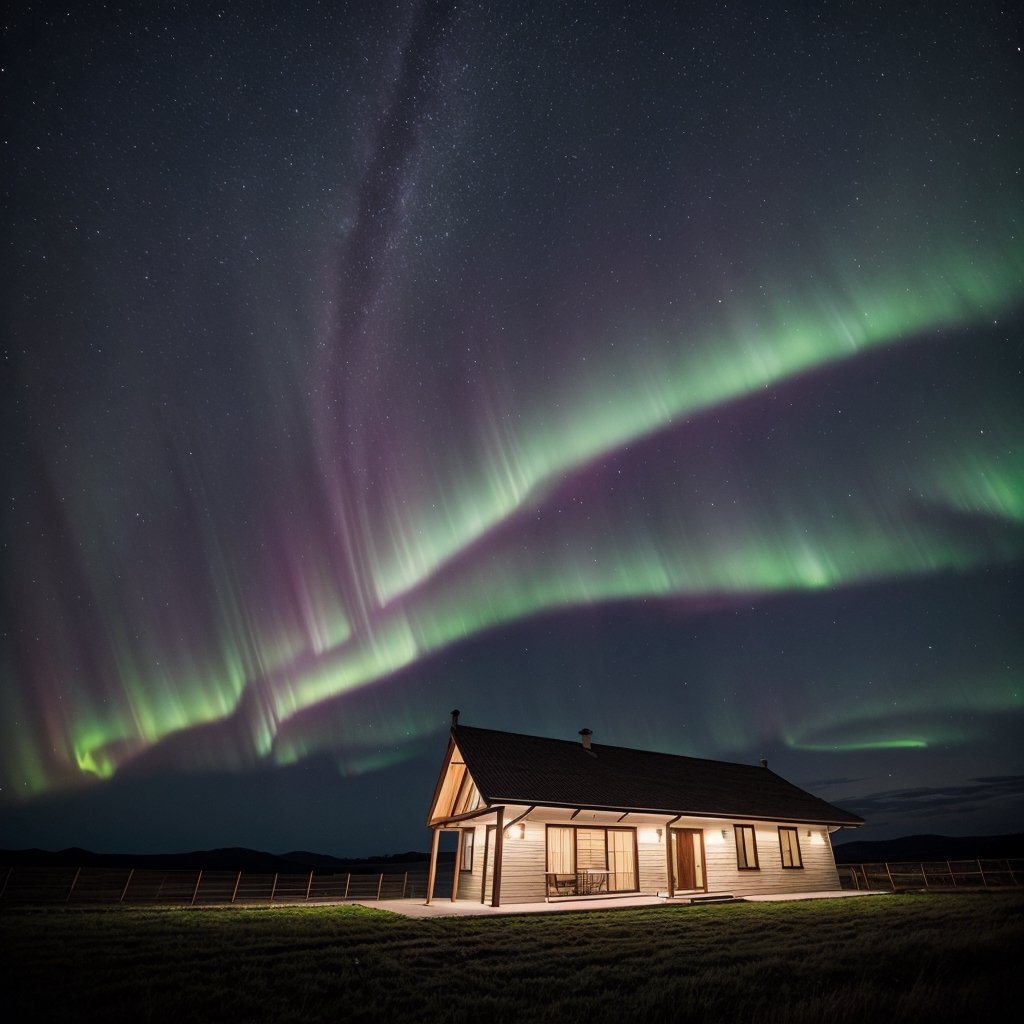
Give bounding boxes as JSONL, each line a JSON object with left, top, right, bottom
{"left": 806, "top": 830, "right": 812, "bottom": 838}
{"left": 518, "top": 822, "right": 526, "bottom": 840}
{"left": 721, "top": 829, "right": 728, "bottom": 839}
{"left": 656, "top": 828, "right": 663, "bottom": 844}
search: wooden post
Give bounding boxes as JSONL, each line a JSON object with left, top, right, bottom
{"left": 480, "top": 826, "right": 492, "bottom": 904}
{"left": 425, "top": 827, "right": 441, "bottom": 905}
{"left": 343, "top": 873, "right": 351, "bottom": 899}
{"left": 270, "top": 872, "right": 278, "bottom": 903}
{"left": 231, "top": 871, "right": 242, "bottom": 903}
{"left": 305, "top": 871, "right": 314, "bottom": 901}
{"left": 977, "top": 860, "right": 988, "bottom": 887}
{"left": 665, "top": 829, "right": 675, "bottom": 898}
{"left": 66, "top": 867, "right": 81, "bottom": 904}
{"left": 491, "top": 807, "right": 504, "bottom": 908}
{"left": 451, "top": 829, "right": 463, "bottom": 902}
{"left": 0, "top": 866, "right": 11, "bottom": 901}
{"left": 191, "top": 870, "right": 203, "bottom": 906}
{"left": 884, "top": 862, "right": 895, "bottom": 890}
{"left": 402, "top": 871, "right": 408, "bottom": 898}
{"left": 120, "top": 868, "right": 134, "bottom": 903}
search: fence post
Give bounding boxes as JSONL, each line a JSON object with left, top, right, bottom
{"left": 403, "top": 871, "right": 408, "bottom": 899}
{"left": 947, "top": 861, "right": 956, "bottom": 888}
{"left": 270, "top": 873, "right": 278, "bottom": 903}
{"left": 1, "top": 865, "right": 12, "bottom": 901}
{"left": 120, "top": 869, "right": 134, "bottom": 903}
{"left": 376, "top": 873, "right": 384, "bottom": 900}
{"left": 884, "top": 863, "right": 895, "bottom": 891}
{"left": 306, "top": 871, "right": 314, "bottom": 901}
{"left": 191, "top": 870, "right": 203, "bottom": 906}
{"left": 344, "top": 873, "right": 351, "bottom": 899}
{"left": 861, "top": 865, "right": 870, "bottom": 890}
{"left": 66, "top": 867, "right": 82, "bottom": 904}
{"left": 231, "top": 871, "right": 242, "bottom": 903}
{"left": 977, "top": 860, "right": 987, "bottom": 888}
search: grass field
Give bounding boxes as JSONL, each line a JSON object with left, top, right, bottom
{"left": 2, "top": 892, "right": 1020, "bottom": 1023}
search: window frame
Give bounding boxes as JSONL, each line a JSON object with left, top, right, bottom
{"left": 778, "top": 826, "right": 803, "bottom": 869}
{"left": 544, "top": 825, "right": 639, "bottom": 893}
{"left": 734, "top": 824, "right": 760, "bottom": 870}
{"left": 459, "top": 828, "right": 474, "bottom": 872}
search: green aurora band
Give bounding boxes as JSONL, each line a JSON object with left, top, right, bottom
{"left": 35, "top": 240, "right": 1022, "bottom": 792}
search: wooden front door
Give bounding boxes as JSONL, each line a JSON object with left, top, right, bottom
{"left": 672, "top": 829, "right": 706, "bottom": 891}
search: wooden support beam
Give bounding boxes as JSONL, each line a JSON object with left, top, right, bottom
{"left": 491, "top": 807, "right": 504, "bottom": 908}
{"left": 503, "top": 806, "right": 535, "bottom": 834}
{"left": 451, "top": 828, "right": 463, "bottom": 902}
{"left": 425, "top": 827, "right": 441, "bottom": 905}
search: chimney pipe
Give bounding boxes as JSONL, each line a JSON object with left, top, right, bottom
{"left": 450, "top": 709, "right": 460, "bottom": 727}
{"left": 579, "top": 728, "right": 593, "bottom": 750}
{"left": 759, "top": 756, "right": 768, "bottom": 769}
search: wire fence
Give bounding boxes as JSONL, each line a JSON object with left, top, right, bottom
{"left": 838, "top": 859, "right": 1024, "bottom": 891}
{"left": 0, "top": 864, "right": 445, "bottom": 906}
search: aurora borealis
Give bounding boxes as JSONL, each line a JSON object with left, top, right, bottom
{"left": 3, "top": 1, "right": 1022, "bottom": 855}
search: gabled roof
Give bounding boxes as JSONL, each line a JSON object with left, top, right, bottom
{"left": 450, "top": 724, "right": 863, "bottom": 827}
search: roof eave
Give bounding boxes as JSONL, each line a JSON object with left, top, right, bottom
{"left": 479, "top": 796, "right": 863, "bottom": 828}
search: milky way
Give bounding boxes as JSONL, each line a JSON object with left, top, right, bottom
{"left": 3, "top": 1, "right": 1022, "bottom": 852}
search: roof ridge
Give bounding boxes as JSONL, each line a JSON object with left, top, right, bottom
{"left": 454, "top": 722, "right": 765, "bottom": 772}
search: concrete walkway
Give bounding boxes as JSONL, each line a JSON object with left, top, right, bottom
{"left": 354, "top": 889, "right": 888, "bottom": 919}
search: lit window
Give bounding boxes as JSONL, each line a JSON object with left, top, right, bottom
{"left": 778, "top": 827, "right": 803, "bottom": 868}
{"left": 734, "top": 825, "right": 759, "bottom": 869}
{"left": 459, "top": 829, "right": 474, "bottom": 871}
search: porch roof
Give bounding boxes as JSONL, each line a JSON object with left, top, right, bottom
{"left": 452, "top": 724, "right": 863, "bottom": 827}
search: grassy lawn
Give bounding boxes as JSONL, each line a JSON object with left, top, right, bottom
{"left": 2, "top": 893, "right": 1020, "bottom": 1023}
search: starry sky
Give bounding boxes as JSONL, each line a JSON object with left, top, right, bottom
{"left": 2, "top": 1, "right": 1022, "bottom": 857}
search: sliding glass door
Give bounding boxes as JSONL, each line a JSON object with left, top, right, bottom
{"left": 546, "top": 826, "right": 638, "bottom": 893}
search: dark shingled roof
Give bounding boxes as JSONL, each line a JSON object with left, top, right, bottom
{"left": 453, "top": 725, "right": 863, "bottom": 827}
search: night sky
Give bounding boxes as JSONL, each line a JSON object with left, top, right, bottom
{"left": 3, "top": 1, "right": 1022, "bottom": 857}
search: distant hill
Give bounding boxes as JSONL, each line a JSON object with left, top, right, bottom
{"left": 832, "top": 833, "right": 1024, "bottom": 863}
{"left": 0, "top": 846, "right": 454, "bottom": 873}
{"left": 5, "top": 834, "right": 1020, "bottom": 871}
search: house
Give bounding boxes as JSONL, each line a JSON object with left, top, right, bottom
{"left": 424, "top": 712, "right": 863, "bottom": 906}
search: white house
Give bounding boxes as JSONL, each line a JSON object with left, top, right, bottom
{"left": 425, "top": 712, "right": 863, "bottom": 906}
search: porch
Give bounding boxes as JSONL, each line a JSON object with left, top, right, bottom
{"left": 359, "top": 888, "right": 889, "bottom": 918}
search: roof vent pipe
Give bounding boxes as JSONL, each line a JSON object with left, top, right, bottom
{"left": 579, "top": 728, "right": 593, "bottom": 750}
{"left": 759, "top": 757, "right": 768, "bottom": 769}
{"left": 450, "top": 709, "right": 460, "bottom": 727}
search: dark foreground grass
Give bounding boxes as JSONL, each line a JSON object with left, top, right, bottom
{"left": 2, "top": 893, "right": 1021, "bottom": 1023}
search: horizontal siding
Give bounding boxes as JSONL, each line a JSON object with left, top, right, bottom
{"left": 699, "top": 819, "right": 839, "bottom": 895}
{"left": 480, "top": 815, "right": 841, "bottom": 902}
{"left": 454, "top": 825, "right": 485, "bottom": 903}
{"left": 497, "top": 823, "right": 548, "bottom": 903}
{"left": 638, "top": 830, "right": 669, "bottom": 893}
